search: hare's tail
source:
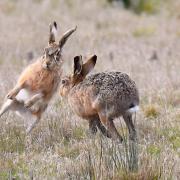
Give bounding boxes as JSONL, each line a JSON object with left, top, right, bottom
{"left": 127, "top": 104, "right": 139, "bottom": 114}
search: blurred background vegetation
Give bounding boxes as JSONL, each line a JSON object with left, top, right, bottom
{"left": 107, "top": 0, "right": 161, "bottom": 14}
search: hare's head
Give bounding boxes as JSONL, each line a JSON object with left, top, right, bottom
{"left": 42, "top": 21, "right": 77, "bottom": 71}
{"left": 60, "top": 55, "right": 97, "bottom": 96}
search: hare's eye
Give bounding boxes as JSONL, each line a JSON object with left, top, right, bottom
{"left": 55, "top": 55, "right": 59, "bottom": 61}
{"left": 61, "top": 79, "right": 66, "bottom": 84}
{"left": 55, "top": 52, "right": 61, "bottom": 61}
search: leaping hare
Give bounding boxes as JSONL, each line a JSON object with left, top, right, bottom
{"left": 0, "top": 22, "right": 76, "bottom": 133}
{"left": 59, "top": 55, "right": 139, "bottom": 141}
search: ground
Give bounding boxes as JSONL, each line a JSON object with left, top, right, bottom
{"left": 0, "top": 0, "right": 179, "bottom": 179}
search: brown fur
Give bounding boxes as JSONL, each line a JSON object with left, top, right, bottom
{"left": 18, "top": 59, "right": 61, "bottom": 101}
{"left": 0, "top": 22, "right": 76, "bottom": 133}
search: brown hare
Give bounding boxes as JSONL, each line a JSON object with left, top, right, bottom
{"left": 0, "top": 21, "right": 76, "bottom": 133}
{"left": 59, "top": 55, "right": 139, "bottom": 141}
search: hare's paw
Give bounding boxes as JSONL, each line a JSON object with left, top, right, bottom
{"left": 7, "top": 91, "right": 16, "bottom": 100}
{"left": 24, "top": 100, "right": 33, "bottom": 109}
{"left": 129, "top": 131, "right": 137, "bottom": 142}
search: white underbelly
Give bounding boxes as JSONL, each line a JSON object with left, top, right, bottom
{"left": 16, "top": 88, "right": 34, "bottom": 102}
{"left": 14, "top": 89, "right": 47, "bottom": 117}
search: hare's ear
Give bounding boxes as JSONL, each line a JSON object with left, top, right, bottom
{"left": 82, "top": 55, "right": 97, "bottom": 77}
{"left": 44, "top": 47, "right": 49, "bottom": 57}
{"left": 74, "top": 55, "right": 83, "bottom": 75}
{"left": 59, "top": 26, "right": 77, "bottom": 49}
{"left": 49, "top": 21, "right": 57, "bottom": 44}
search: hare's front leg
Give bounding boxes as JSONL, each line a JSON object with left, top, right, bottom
{"left": 24, "top": 93, "right": 44, "bottom": 108}
{"left": 89, "top": 119, "right": 98, "bottom": 135}
{"left": 95, "top": 118, "right": 111, "bottom": 138}
{"left": 88, "top": 117, "right": 111, "bottom": 138}
{"left": 98, "top": 113, "right": 123, "bottom": 142}
{"left": 7, "top": 84, "right": 23, "bottom": 100}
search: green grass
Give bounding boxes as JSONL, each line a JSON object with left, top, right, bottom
{"left": 107, "top": 0, "right": 161, "bottom": 14}
{"left": 133, "top": 26, "right": 156, "bottom": 37}
{"left": 0, "top": 126, "right": 25, "bottom": 153}
{"left": 135, "top": 0, "right": 161, "bottom": 14}
{"left": 147, "top": 144, "right": 161, "bottom": 156}
{"left": 159, "top": 127, "right": 180, "bottom": 151}
{"left": 73, "top": 126, "right": 86, "bottom": 140}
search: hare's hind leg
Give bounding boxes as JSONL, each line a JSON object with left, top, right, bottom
{"left": 26, "top": 112, "right": 41, "bottom": 134}
{"left": 0, "top": 99, "right": 14, "bottom": 117}
{"left": 123, "top": 112, "right": 136, "bottom": 141}
{"left": 26, "top": 102, "right": 48, "bottom": 134}
{"left": 26, "top": 104, "right": 47, "bottom": 134}
{"left": 26, "top": 116, "right": 39, "bottom": 134}
{"left": 24, "top": 93, "right": 43, "bottom": 108}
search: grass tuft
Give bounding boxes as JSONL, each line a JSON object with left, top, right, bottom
{"left": 147, "top": 144, "right": 161, "bottom": 156}
{"left": 143, "top": 104, "right": 160, "bottom": 118}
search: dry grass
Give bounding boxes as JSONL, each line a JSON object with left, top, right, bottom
{"left": 0, "top": 0, "right": 180, "bottom": 179}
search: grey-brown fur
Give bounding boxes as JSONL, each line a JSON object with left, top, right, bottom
{"left": 60, "top": 55, "right": 140, "bottom": 142}
{"left": 73, "top": 72, "right": 139, "bottom": 117}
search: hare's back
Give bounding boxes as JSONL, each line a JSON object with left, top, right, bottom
{"left": 82, "top": 72, "right": 139, "bottom": 111}
{"left": 84, "top": 72, "right": 137, "bottom": 93}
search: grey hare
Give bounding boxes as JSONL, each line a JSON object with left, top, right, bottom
{"left": 60, "top": 55, "right": 139, "bottom": 141}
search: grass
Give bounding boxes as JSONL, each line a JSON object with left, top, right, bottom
{"left": 133, "top": 26, "right": 156, "bottom": 37}
{"left": 143, "top": 104, "right": 160, "bottom": 118}
{"left": 0, "top": 126, "right": 25, "bottom": 153}
{"left": 147, "top": 144, "right": 161, "bottom": 156}
{"left": 0, "top": 118, "right": 178, "bottom": 179}
{"left": 0, "top": 0, "right": 179, "bottom": 179}
{"left": 134, "top": 0, "right": 161, "bottom": 14}
{"left": 0, "top": 1, "right": 17, "bottom": 15}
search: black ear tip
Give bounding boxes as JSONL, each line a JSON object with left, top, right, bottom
{"left": 53, "top": 21, "right": 57, "bottom": 29}
{"left": 74, "top": 55, "right": 82, "bottom": 63}
{"left": 74, "top": 55, "right": 80, "bottom": 61}
{"left": 92, "top": 55, "right": 97, "bottom": 62}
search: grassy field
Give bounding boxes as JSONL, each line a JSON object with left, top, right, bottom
{"left": 0, "top": 0, "right": 180, "bottom": 179}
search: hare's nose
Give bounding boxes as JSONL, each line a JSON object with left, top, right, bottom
{"left": 46, "top": 61, "right": 50, "bottom": 66}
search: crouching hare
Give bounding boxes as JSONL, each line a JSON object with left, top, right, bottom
{"left": 60, "top": 55, "right": 139, "bottom": 141}
{"left": 0, "top": 22, "right": 76, "bottom": 133}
